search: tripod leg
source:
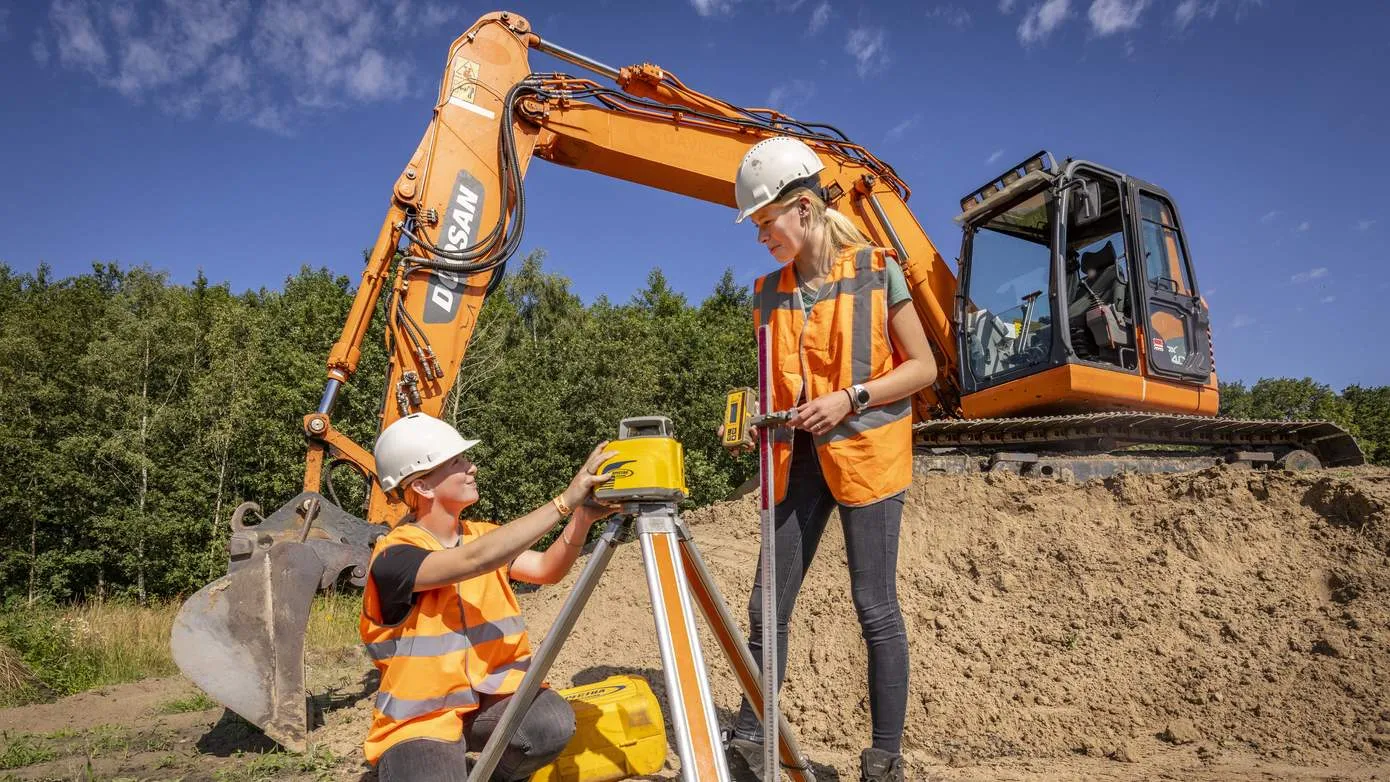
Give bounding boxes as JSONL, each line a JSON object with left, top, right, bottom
{"left": 466, "top": 518, "right": 625, "bottom": 782}
{"left": 678, "top": 532, "right": 817, "bottom": 782}
{"left": 635, "top": 506, "right": 730, "bottom": 782}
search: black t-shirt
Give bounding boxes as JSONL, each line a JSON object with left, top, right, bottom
{"left": 369, "top": 544, "right": 432, "bottom": 626}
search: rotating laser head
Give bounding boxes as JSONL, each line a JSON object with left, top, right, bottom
{"left": 594, "top": 416, "right": 688, "bottom": 504}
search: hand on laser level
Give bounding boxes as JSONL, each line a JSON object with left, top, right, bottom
{"left": 563, "top": 441, "right": 618, "bottom": 511}
{"left": 717, "top": 423, "right": 756, "bottom": 455}
{"left": 788, "top": 391, "right": 853, "bottom": 436}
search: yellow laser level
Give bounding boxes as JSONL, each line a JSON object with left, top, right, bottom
{"left": 593, "top": 416, "right": 688, "bottom": 504}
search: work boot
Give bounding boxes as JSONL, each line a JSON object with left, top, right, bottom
{"left": 859, "top": 748, "right": 904, "bottom": 782}
{"left": 721, "top": 728, "right": 766, "bottom": 781}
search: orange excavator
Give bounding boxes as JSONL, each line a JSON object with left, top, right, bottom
{"left": 170, "top": 10, "right": 1363, "bottom": 756}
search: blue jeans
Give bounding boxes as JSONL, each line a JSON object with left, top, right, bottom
{"left": 734, "top": 430, "right": 909, "bottom": 754}
{"left": 377, "top": 688, "right": 575, "bottom": 781}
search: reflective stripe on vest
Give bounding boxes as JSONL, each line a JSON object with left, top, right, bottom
{"left": 370, "top": 656, "right": 531, "bottom": 721}
{"left": 363, "top": 614, "right": 528, "bottom": 661}
{"left": 753, "top": 245, "right": 913, "bottom": 507}
{"left": 374, "top": 686, "right": 478, "bottom": 722}
{"left": 359, "top": 522, "right": 533, "bottom": 763}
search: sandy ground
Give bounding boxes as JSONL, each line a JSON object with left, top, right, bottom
{"left": 2, "top": 464, "right": 1388, "bottom": 781}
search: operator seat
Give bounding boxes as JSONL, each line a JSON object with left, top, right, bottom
{"left": 1068, "top": 241, "right": 1121, "bottom": 320}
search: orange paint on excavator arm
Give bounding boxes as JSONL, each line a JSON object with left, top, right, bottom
{"left": 309, "top": 11, "right": 965, "bottom": 526}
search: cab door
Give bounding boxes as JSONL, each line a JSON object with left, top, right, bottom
{"left": 1127, "top": 180, "right": 1212, "bottom": 383}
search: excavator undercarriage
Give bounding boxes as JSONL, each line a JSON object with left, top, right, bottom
{"left": 916, "top": 412, "right": 1363, "bottom": 480}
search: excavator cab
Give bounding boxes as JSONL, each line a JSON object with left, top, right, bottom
{"left": 954, "top": 152, "right": 1216, "bottom": 418}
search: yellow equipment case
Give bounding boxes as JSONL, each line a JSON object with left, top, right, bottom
{"left": 530, "top": 674, "right": 668, "bottom": 782}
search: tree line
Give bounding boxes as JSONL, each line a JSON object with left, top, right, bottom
{"left": 0, "top": 254, "right": 1384, "bottom": 604}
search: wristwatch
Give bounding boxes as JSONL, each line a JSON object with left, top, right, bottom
{"left": 848, "top": 384, "right": 871, "bottom": 413}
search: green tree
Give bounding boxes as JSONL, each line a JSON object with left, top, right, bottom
{"left": 1343, "top": 385, "right": 1390, "bottom": 466}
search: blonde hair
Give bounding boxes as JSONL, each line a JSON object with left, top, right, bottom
{"left": 771, "top": 186, "right": 870, "bottom": 261}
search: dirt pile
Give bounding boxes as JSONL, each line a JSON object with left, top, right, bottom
{"left": 524, "top": 464, "right": 1390, "bottom": 775}
{"left": 4, "top": 464, "right": 1387, "bottom": 780}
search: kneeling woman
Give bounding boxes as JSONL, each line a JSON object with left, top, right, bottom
{"left": 361, "top": 413, "right": 616, "bottom": 782}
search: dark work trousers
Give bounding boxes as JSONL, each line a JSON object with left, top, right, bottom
{"left": 377, "top": 688, "right": 575, "bottom": 782}
{"left": 733, "top": 429, "right": 909, "bottom": 754}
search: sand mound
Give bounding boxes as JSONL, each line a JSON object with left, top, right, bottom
{"left": 525, "top": 465, "right": 1390, "bottom": 771}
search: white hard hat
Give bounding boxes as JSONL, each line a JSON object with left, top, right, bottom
{"left": 733, "top": 136, "right": 825, "bottom": 223}
{"left": 373, "top": 413, "right": 480, "bottom": 493}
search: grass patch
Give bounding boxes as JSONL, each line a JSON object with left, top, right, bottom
{"left": 83, "top": 724, "right": 128, "bottom": 758}
{"left": 0, "top": 600, "right": 177, "bottom": 696}
{"left": 0, "top": 645, "right": 54, "bottom": 708}
{"left": 0, "top": 733, "right": 57, "bottom": 770}
{"left": 213, "top": 746, "right": 339, "bottom": 781}
{"left": 159, "top": 690, "right": 220, "bottom": 714}
{"left": 0, "top": 592, "right": 363, "bottom": 701}
{"left": 305, "top": 590, "right": 362, "bottom": 652}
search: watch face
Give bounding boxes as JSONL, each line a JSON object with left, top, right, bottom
{"left": 855, "top": 387, "right": 870, "bottom": 405}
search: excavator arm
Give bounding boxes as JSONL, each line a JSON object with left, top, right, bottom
{"left": 314, "top": 12, "right": 964, "bottom": 535}
{"left": 171, "top": 10, "right": 964, "bottom": 752}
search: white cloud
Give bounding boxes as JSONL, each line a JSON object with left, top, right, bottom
{"left": 689, "top": 0, "right": 737, "bottom": 16}
{"left": 347, "top": 49, "right": 406, "bottom": 101}
{"left": 1296, "top": 220, "right": 1311, "bottom": 232}
{"left": 1175, "top": 0, "right": 1263, "bottom": 30}
{"left": 1290, "top": 267, "right": 1328, "bottom": 284}
{"left": 1174, "top": 0, "right": 1206, "bottom": 29}
{"left": 0, "top": 8, "right": 9, "bottom": 40}
{"left": 774, "top": 0, "right": 808, "bottom": 10}
{"left": 40, "top": 0, "right": 422, "bottom": 133}
{"left": 926, "top": 5, "right": 972, "bottom": 28}
{"left": 1321, "top": 295, "right": 1336, "bottom": 304}
{"left": 845, "top": 26, "right": 889, "bottom": 77}
{"left": 51, "top": 0, "right": 108, "bottom": 69}
{"left": 767, "top": 80, "right": 815, "bottom": 114}
{"left": 987, "top": 149, "right": 1005, "bottom": 164}
{"left": 884, "top": 114, "right": 921, "bottom": 144}
{"left": 1087, "top": 0, "right": 1148, "bottom": 36}
{"left": 1356, "top": 219, "right": 1377, "bottom": 231}
{"left": 42, "top": 0, "right": 424, "bottom": 132}
{"left": 108, "top": 1, "right": 135, "bottom": 34}
{"left": 1019, "top": 0, "right": 1071, "bottom": 44}
{"left": 1258, "top": 210, "right": 1280, "bottom": 224}
{"left": 808, "top": 1, "right": 831, "bottom": 34}
{"left": 207, "top": 52, "right": 249, "bottom": 94}
{"left": 1230, "top": 314, "right": 1254, "bottom": 329}
{"left": 419, "top": 3, "right": 457, "bottom": 26}
{"left": 1000, "top": 0, "right": 1019, "bottom": 12}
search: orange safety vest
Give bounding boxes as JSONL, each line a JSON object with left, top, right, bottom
{"left": 359, "top": 521, "right": 533, "bottom": 763}
{"left": 753, "top": 244, "right": 913, "bottom": 507}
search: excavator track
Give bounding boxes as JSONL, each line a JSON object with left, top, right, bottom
{"left": 914, "top": 412, "right": 1364, "bottom": 479}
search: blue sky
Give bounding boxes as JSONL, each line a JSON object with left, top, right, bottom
{"left": 2, "top": 0, "right": 1387, "bottom": 389}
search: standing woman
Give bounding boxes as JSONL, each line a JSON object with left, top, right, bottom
{"left": 722, "top": 137, "right": 937, "bottom": 782}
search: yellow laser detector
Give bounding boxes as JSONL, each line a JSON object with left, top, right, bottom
{"left": 594, "top": 416, "right": 688, "bottom": 504}
{"left": 723, "top": 387, "right": 755, "bottom": 448}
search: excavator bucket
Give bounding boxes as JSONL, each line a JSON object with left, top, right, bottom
{"left": 170, "top": 493, "right": 380, "bottom": 752}
{"left": 171, "top": 542, "right": 321, "bottom": 751}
